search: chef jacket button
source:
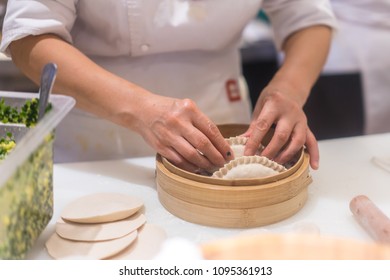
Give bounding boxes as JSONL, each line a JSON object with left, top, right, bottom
{"left": 140, "top": 44, "right": 150, "bottom": 52}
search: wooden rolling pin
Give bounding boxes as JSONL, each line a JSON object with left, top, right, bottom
{"left": 350, "top": 195, "right": 390, "bottom": 243}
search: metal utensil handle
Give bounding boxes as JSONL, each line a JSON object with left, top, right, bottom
{"left": 38, "top": 63, "right": 58, "bottom": 121}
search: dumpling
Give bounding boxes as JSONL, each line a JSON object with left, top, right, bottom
{"left": 212, "top": 155, "right": 286, "bottom": 179}
{"left": 226, "top": 136, "right": 264, "bottom": 158}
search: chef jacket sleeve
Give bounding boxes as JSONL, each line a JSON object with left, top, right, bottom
{"left": 0, "top": 0, "right": 77, "bottom": 56}
{"left": 263, "top": 0, "right": 338, "bottom": 50}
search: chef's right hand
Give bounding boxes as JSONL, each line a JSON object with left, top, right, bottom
{"left": 6, "top": 34, "right": 229, "bottom": 171}
{"left": 131, "top": 96, "right": 233, "bottom": 173}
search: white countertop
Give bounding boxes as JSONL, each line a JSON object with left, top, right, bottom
{"left": 27, "top": 133, "right": 390, "bottom": 259}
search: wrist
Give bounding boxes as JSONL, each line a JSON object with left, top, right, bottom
{"left": 265, "top": 71, "right": 310, "bottom": 108}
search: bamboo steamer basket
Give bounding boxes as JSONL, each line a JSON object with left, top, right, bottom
{"left": 155, "top": 124, "right": 312, "bottom": 228}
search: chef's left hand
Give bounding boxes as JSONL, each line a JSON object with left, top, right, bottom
{"left": 241, "top": 25, "right": 332, "bottom": 170}
{"left": 242, "top": 85, "right": 319, "bottom": 170}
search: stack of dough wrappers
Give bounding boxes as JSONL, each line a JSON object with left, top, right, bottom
{"left": 45, "top": 192, "right": 166, "bottom": 260}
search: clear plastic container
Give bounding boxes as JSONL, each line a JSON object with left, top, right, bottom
{"left": 0, "top": 91, "right": 75, "bottom": 259}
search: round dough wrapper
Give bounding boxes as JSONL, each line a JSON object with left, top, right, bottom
{"left": 109, "top": 224, "right": 167, "bottom": 260}
{"left": 61, "top": 192, "right": 144, "bottom": 223}
{"left": 56, "top": 212, "right": 146, "bottom": 242}
{"left": 45, "top": 230, "right": 137, "bottom": 260}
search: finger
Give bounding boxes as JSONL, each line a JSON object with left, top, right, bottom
{"left": 150, "top": 126, "right": 213, "bottom": 171}
{"left": 159, "top": 146, "right": 200, "bottom": 173}
{"left": 184, "top": 128, "right": 229, "bottom": 168}
{"left": 193, "top": 118, "right": 233, "bottom": 164}
{"left": 244, "top": 118, "right": 274, "bottom": 156}
{"left": 241, "top": 124, "right": 254, "bottom": 138}
{"left": 272, "top": 122, "right": 306, "bottom": 164}
{"left": 260, "top": 119, "right": 294, "bottom": 161}
{"left": 173, "top": 134, "right": 217, "bottom": 170}
{"left": 305, "top": 128, "right": 320, "bottom": 170}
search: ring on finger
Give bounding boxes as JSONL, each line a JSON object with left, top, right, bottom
{"left": 196, "top": 149, "right": 205, "bottom": 156}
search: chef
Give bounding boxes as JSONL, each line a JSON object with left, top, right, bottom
{"left": 0, "top": 0, "right": 336, "bottom": 172}
{"left": 323, "top": 0, "right": 390, "bottom": 135}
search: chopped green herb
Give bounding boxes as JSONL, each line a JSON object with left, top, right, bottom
{"left": 0, "top": 133, "right": 54, "bottom": 259}
{"left": 0, "top": 97, "right": 52, "bottom": 160}
{"left": 0, "top": 97, "right": 55, "bottom": 259}
{"left": 0, "top": 98, "right": 49, "bottom": 127}
{"left": 0, "top": 132, "right": 16, "bottom": 160}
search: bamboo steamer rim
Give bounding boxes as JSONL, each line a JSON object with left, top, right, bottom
{"left": 157, "top": 152, "right": 310, "bottom": 191}
{"left": 160, "top": 124, "right": 306, "bottom": 186}
{"left": 156, "top": 152, "right": 311, "bottom": 209}
{"left": 157, "top": 123, "right": 309, "bottom": 187}
{"left": 160, "top": 150, "right": 304, "bottom": 186}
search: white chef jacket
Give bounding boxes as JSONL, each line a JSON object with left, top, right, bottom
{"left": 1, "top": 0, "right": 336, "bottom": 162}
{"left": 323, "top": 0, "right": 390, "bottom": 134}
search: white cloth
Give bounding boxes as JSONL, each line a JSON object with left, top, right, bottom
{"left": 322, "top": 0, "right": 390, "bottom": 134}
{"left": 1, "top": 0, "right": 337, "bottom": 162}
